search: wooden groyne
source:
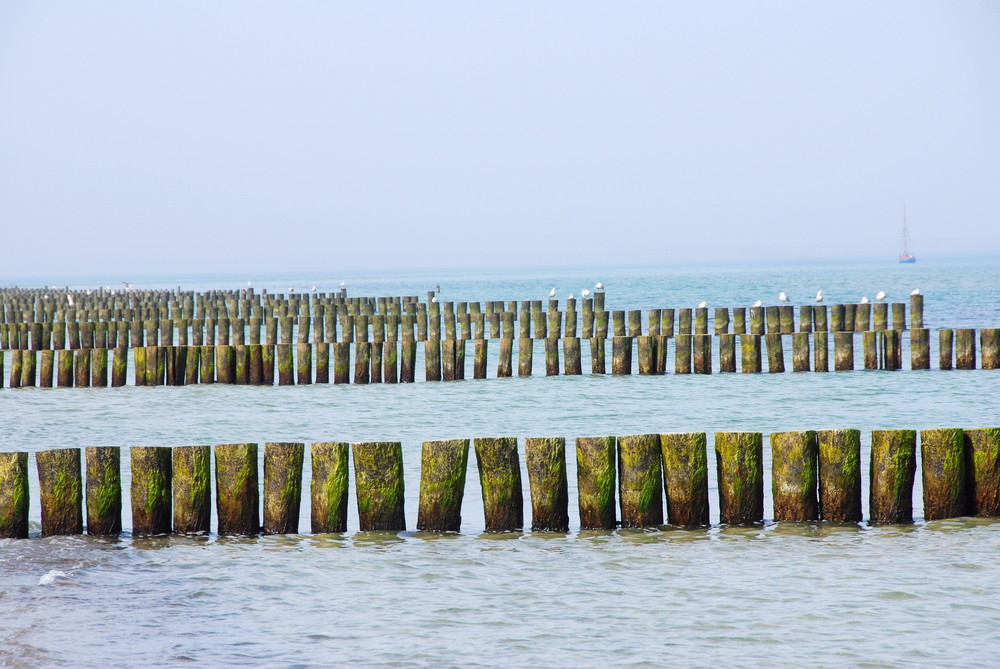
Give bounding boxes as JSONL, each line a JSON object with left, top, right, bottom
{"left": 3, "top": 426, "right": 998, "bottom": 539}
{"left": 0, "top": 287, "right": 997, "bottom": 389}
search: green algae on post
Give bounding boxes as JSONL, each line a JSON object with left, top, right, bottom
{"left": 311, "top": 442, "right": 349, "bottom": 534}
{"left": 965, "top": 428, "right": 1000, "bottom": 517}
{"left": 172, "top": 445, "right": 211, "bottom": 534}
{"left": 740, "top": 334, "right": 761, "bottom": 373}
{"left": 576, "top": 436, "right": 617, "bottom": 530}
{"left": 263, "top": 442, "right": 304, "bottom": 535}
{"left": 517, "top": 337, "right": 533, "bottom": 377}
{"left": 0, "top": 452, "right": 29, "bottom": 539}
{"left": 85, "top": 446, "right": 121, "bottom": 536}
{"left": 920, "top": 428, "right": 967, "bottom": 520}
{"left": 770, "top": 431, "right": 818, "bottom": 521}
{"left": 816, "top": 429, "right": 862, "bottom": 522}
{"left": 765, "top": 333, "right": 784, "bottom": 373}
{"left": 715, "top": 432, "right": 763, "bottom": 525}
{"left": 36, "top": 448, "right": 83, "bottom": 536}
{"left": 869, "top": 429, "right": 916, "bottom": 525}
{"left": 660, "top": 433, "right": 709, "bottom": 528}
{"left": 417, "top": 439, "right": 470, "bottom": 532}
{"left": 131, "top": 446, "right": 172, "bottom": 536}
{"left": 353, "top": 441, "right": 406, "bottom": 532}
{"left": 525, "top": 437, "right": 569, "bottom": 533}
{"left": 215, "top": 443, "right": 259, "bottom": 536}
{"left": 474, "top": 437, "right": 523, "bottom": 532}
{"left": 617, "top": 434, "right": 663, "bottom": 528}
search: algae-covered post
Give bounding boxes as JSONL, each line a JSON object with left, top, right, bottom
{"left": 910, "top": 328, "right": 930, "bottom": 370}
{"left": 262, "top": 442, "right": 304, "bottom": 535}
{"left": 660, "top": 432, "right": 709, "bottom": 528}
{"left": 575, "top": 436, "right": 617, "bottom": 530}
{"left": 617, "top": 434, "right": 663, "bottom": 528}
{"left": 920, "top": 428, "right": 967, "bottom": 520}
{"left": 869, "top": 430, "right": 916, "bottom": 524}
{"left": 518, "top": 338, "right": 533, "bottom": 377}
{"left": 910, "top": 293, "right": 923, "bottom": 329}
{"left": 765, "top": 333, "right": 784, "bottom": 373}
{"left": 719, "top": 333, "right": 736, "bottom": 372}
{"left": 834, "top": 332, "right": 853, "bottom": 371}
{"left": 770, "top": 431, "right": 818, "bottom": 521}
{"left": 310, "top": 442, "right": 350, "bottom": 534}
{"left": 939, "top": 329, "right": 954, "bottom": 370}
{"left": 791, "top": 332, "right": 810, "bottom": 372}
{"left": 693, "top": 334, "right": 712, "bottom": 374}
{"left": 172, "top": 445, "right": 211, "bottom": 535}
{"left": 36, "top": 448, "right": 83, "bottom": 536}
{"left": 612, "top": 336, "right": 633, "bottom": 375}
{"left": 525, "top": 437, "right": 569, "bottom": 533}
{"left": 980, "top": 329, "right": 999, "bottom": 369}
{"left": 563, "top": 337, "right": 582, "bottom": 375}
{"left": 964, "top": 428, "right": 1000, "bottom": 517}
{"left": 740, "top": 334, "right": 761, "bottom": 373}
{"left": 215, "top": 443, "right": 259, "bottom": 536}
{"left": 474, "top": 437, "right": 523, "bottom": 532}
{"left": 353, "top": 441, "right": 406, "bottom": 532}
{"left": 816, "top": 429, "right": 862, "bottom": 522}
{"left": 955, "top": 329, "right": 976, "bottom": 370}
{"left": 715, "top": 432, "right": 763, "bottom": 525}
{"left": 416, "top": 439, "right": 469, "bottom": 533}
{"left": 85, "top": 446, "right": 121, "bottom": 536}
{"left": 0, "top": 452, "right": 29, "bottom": 539}
{"left": 674, "top": 333, "right": 692, "bottom": 374}
{"left": 131, "top": 446, "right": 172, "bottom": 536}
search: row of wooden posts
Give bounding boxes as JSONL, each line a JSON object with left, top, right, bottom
{"left": 2, "top": 427, "right": 997, "bottom": 539}
{"left": 0, "top": 288, "right": 925, "bottom": 352}
{"left": 1, "top": 326, "right": 998, "bottom": 389}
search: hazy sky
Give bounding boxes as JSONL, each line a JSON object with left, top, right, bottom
{"left": 1, "top": 2, "right": 998, "bottom": 279}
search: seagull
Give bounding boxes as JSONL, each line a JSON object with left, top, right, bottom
{"left": 911, "top": 288, "right": 920, "bottom": 296}
{"left": 875, "top": 291, "right": 886, "bottom": 302}
{"left": 549, "top": 287, "right": 556, "bottom": 298}
{"left": 697, "top": 301, "right": 707, "bottom": 309}
{"left": 567, "top": 294, "right": 574, "bottom": 300}
{"left": 67, "top": 294, "right": 74, "bottom": 307}
{"left": 311, "top": 285, "right": 317, "bottom": 292}
{"left": 247, "top": 281, "right": 252, "bottom": 287}
{"left": 339, "top": 281, "right": 346, "bottom": 288}
{"left": 289, "top": 287, "right": 295, "bottom": 293}
{"left": 431, "top": 296, "right": 437, "bottom": 303}
{"left": 122, "top": 282, "right": 132, "bottom": 290}
{"left": 814, "top": 290, "right": 823, "bottom": 303}
{"left": 778, "top": 292, "right": 790, "bottom": 303}
{"left": 595, "top": 282, "right": 604, "bottom": 290}
{"left": 581, "top": 289, "right": 590, "bottom": 298}
{"left": 752, "top": 300, "right": 762, "bottom": 307}
{"left": 860, "top": 296, "right": 870, "bottom": 304}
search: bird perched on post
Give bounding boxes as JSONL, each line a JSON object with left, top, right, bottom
{"left": 752, "top": 300, "right": 762, "bottom": 307}
{"left": 549, "top": 287, "right": 556, "bottom": 298}
{"left": 697, "top": 301, "right": 707, "bottom": 308}
{"left": 860, "top": 296, "right": 870, "bottom": 304}
{"left": 778, "top": 292, "right": 790, "bottom": 303}
{"left": 911, "top": 288, "right": 920, "bottom": 296}
{"left": 814, "top": 290, "right": 823, "bottom": 303}
{"left": 595, "top": 282, "right": 604, "bottom": 290}
{"left": 581, "top": 289, "right": 590, "bottom": 298}
{"left": 876, "top": 291, "right": 886, "bottom": 302}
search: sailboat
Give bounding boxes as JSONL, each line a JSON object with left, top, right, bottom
{"left": 899, "top": 208, "right": 916, "bottom": 263}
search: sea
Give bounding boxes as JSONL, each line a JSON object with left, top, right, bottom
{"left": 1, "top": 258, "right": 999, "bottom": 668}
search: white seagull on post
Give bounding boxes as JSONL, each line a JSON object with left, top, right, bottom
{"left": 911, "top": 288, "right": 920, "bottom": 296}
{"left": 697, "top": 301, "right": 707, "bottom": 309}
{"left": 860, "top": 296, "right": 870, "bottom": 304}
{"left": 549, "top": 287, "right": 556, "bottom": 298}
{"left": 778, "top": 292, "right": 790, "bottom": 303}
{"left": 815, "top": 290, "right": 823, "bottom": 303}
{"left": 876, "top": 291, "right": 886, "bottom": 302}
{"left": 752, "top": 300, "right": 762, "bottom": 307}
{"left": 581, "top": 289, "right": 590, "bottom": 298}
{"left": 595, "top": 282, "right": 604, "bottom": 290}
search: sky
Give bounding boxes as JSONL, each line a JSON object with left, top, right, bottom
{"left": 1, "top": 2, "right": 998, "bottom": 280}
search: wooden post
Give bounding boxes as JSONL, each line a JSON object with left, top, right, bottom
{"left": 353, "top": 441, "right": 405, "bottom": 531}
{"left": 749, "top": 306, "right": 764, "bottom": 335}
{"left": 36, "top": 448, "right": 82, "bottom": 536}
{"left": 661, "top": 309, "right": 675, "bottom": 337}
{"left": 834, "top": 332, "right": 853, "bottom": 371}
{"left": 0, "top": 452, "right": 29, "bottom": 538}
{"left": 719, "top": 333, "right": 736, "bottom": 372}
{"left": 909, "top": 293, "right": 923, "bottom": 329}
{"left": 417, "top": 439, "right": 469, "bottom": 532}
{"left": 980, "top": 329, "right": 999, "bottom": 369}
{"left": 590, "top": 337, "right": 606, "bottom": 374}
{"left": 617, "top": 434, "right": 663, "bottom": 528}
{"left": 677, "top": 308, "right": 692, "bottom": 335}
{"left": 441, "top": 339, "right": 456, "bottom": 381}
{"left": 575, "top": 436, "right": 617, "bottom": 530}
{"left": 791, "top": 332, "right": 810, "bottom": 372}
{"left": 770, "top": 431, "right": 818, "bottom": 521}
{"left": 215, "top": 443, "right": 259, "bottom": 536}
{"left": 920, "top": 428, "right": 967, "bottom": 520}
{"left": 714, "top": 308, "right": 729, "bottom": 335}
{"left": 740, "top": 334, "right": 761, "bottom": 373}
{"left": 891, "top": 303, "right": 906, "bottom": 330}
{"left": 400, "top": 339, "right": 416, "bottom": 383}
{"left": 911, "top": 328, "right": 930, "bottom": 370}
{"left": 85, "top": 446, "right": 121, "bottom": 536}
{"left": 854, "top": 302, "right": 871, "bottom": 332}
{"left": 814, "top": 304, "right": 828, "bottom": 332}
{"left": 693, "top": 334, "right": 712, "bottom": 374}
{"left": 816, "top": 429, "right": 862, "bottom": 522}
{"left": 965, "top": 428, "right": 1000, "bottom": 517}
{"left": 660, "top": 432, "right": 709, "bottom": 527}
{"left": 172, "top": 445, "right": 211, "bottom": 535}
{"left": 765, "top": 333, "right": 784, "bottom": 373}
{"left": 779, "top": 305, "right": 795, "bottom": 333}
{"left": 275, "top": 343, "right": 293, "bottom": 385}
{"left": 199, "top": 345, "right": 215, "bottom": 383}
{"left": 474, "top": 437, "right": 523, "bottom": 532}
{"left": 314, "top": 342, "right": 330, "bottom": 383}
{"left": 830, "top": 304, "right": 845, "bottom": 332}
{"left": 715, "top": 432, "right": 763, "bottom": 525}
{"left": 765, "top": 306, "right": 780, "bottom": 334}
{"left": 563, "top": 337, "right": 582, "bottom": 375}
{"left": 354, "top": 341, "right": 371, "bottom": 383}
{"left": 939, "top": 329, "right": 954, "bottom": 370}
{"left": 863, "top": 331, "right": 878, "bottom": 369}
{"left": 525, "top": 437, "right": 569, "bottom": 532}
{"left": 873, "top": 303, "right": 888, "bottom": 331}
{"left": 296, "top": 343, "right": 312, "bottom": 384}
{"left": 497, "top": 337, "right": 513, "bottom": 377}
{"left": 693, "top": 307, "right": 707, "bottom": 335}
{"left": 310, "top": 442, "right": 350, "bottom": 533}
{"left": 637, "top": 336, "right": 654, "bottom": 375}
{"left": 333, "top": 342, "right": 350, "bottom": 383}
{"left": 955, "top": 329, "right": 976, "bottom": 369}
{"left": 798, "top": 305, "right": 813, "bottom": 332}
{"left": 263, "top": 442, "right": 304, "bottom": 534}
{"left": 518, "top": 338, "right": 533, "bottom": 376}
{"left": 74, "top": 348, "right": 91, "bottom": 387}
{"left": 869, "top": 430, "right": 916, "bottom": 524}
{"left": 732, "top": 307, "right": 746, "bottom": 334}
{"left": 131, "top": 446, "right": 172, "bottom": 536}
{"left": 674, "top": 333, "right": 691, "bottom": 374}
{"left": 58, "top": 349, "right": 74, "bottom": 387}
{"left": 612, "top": 336, "right": 632, "bottom": 375}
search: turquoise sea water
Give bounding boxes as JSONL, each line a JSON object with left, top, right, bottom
{"left": 1, "top": 258, "right": 999, "bottom": 667}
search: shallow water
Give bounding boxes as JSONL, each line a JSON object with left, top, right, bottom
{"left": 1, "top": 259, "right": 999, "bottom": 667}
